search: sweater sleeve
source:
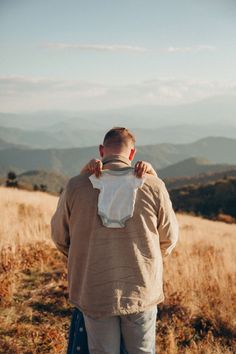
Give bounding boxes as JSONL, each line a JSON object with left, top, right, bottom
{"left": 157, "top": 182, "right": 179, "bottom": 257}
{"left": 51, "top": 184, "right": 71, "bottom": 257}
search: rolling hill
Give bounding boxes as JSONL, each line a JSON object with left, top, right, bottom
{"left": 17, "top": 170, "right": 68, "bottom": 194}
{"left": 164, "top": 168, "right": 236, "bottom": 190}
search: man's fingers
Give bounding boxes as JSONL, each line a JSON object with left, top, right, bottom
{"left": 135, "top": 161, "right": 145, "bottom": 178}
{"left": 138, "top": 165, "right": 146, "bottom": 177}
{"left": 86, "top": 159, "right": 103, "bottom": 177}
{"left": 95, "top": 160, "right": 103, "bottom": 178}
{"left": 135, "top": 161, "right": 151, "bottom": 177}
{"left": 134, "top": 161, "right": 142, "bottom": 173}
{"left": 135, "top": 161, "right": 142, "bottom": 176}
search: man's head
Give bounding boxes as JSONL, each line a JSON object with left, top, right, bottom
{"left": 99, "top": 127, "right": 136, "bottom": 161}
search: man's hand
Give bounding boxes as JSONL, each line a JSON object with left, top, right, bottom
{"left": 80, "top": 159, "right": 103, "bottom": 178}
{"left": 134, "top": 161, "right": 157, "bottom": 178}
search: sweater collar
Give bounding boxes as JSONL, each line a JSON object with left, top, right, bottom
{"left": 102, "top": 154, "right": 132, "bottom": 167}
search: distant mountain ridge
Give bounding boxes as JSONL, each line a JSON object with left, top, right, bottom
{"left": 1, "top": 124, "right": 236, "bottom": 149}
{"left": 0, "top": 137, "right": 29, "bottom": 150}
{"left": 1, "top": 95, "right": 236, "bottom": 129}
{"left": 158, "top": 157, "right": 235, "bottom": 179}
{"left": 1, "top": 136, "right": 236, "bottom": 177}
{"left": 137, "top": 137, "right": 236, "bottom": 169}
{"left": 0, "top": 95, "right": 236, "bottom": 148}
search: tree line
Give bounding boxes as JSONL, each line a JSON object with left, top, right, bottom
{"left": 5, "top": 171, "right": 48, "bottom": 192}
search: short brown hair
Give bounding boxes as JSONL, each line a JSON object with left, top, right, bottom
{"left": 103, "top": 127, "right": 136, "bottom": 148}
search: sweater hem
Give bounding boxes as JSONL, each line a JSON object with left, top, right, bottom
{"left": 68, "top": 295, "right": 165, "bottom": 319}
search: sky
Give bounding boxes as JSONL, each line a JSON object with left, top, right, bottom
{"left": 0, "top": 0, "right": 236, "bottom": 112}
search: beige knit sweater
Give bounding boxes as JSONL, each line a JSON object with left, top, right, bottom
{"left": 51, "top": 155, "right": 178, "bottom": 318}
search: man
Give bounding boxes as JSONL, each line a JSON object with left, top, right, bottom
{"left": 51, "top": 127, "right": 178, "bottom": 354}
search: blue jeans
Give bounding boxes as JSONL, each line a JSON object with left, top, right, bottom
{"left": 84, "top": 306, "right": 157, "bottom": 354}
{"left": 67, "top": 307, "right": 127, "bottom": 354}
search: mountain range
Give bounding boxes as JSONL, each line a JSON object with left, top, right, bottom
{"left": 0, "top": 95, "right": 236, "bottom": 148}
{"left": 1, "top": 124, "right": 236, "bottom": 149}
{"left": 1, "top": 136, "right": 236, "bottom": 178}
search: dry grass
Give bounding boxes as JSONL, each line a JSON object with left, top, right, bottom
{"left": 0, "top": 186, "right": 235, "bottom": 353}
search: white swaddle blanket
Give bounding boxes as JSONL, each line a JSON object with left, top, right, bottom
{"left": 89, "top": 168, "right": 145, "bottom": 228}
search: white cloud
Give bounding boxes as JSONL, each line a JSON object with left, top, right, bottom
{"left": 164, "top": 45, "right": 216, "bottom": 53}
{"left": 0, "top": 75, "right": 235, "bottom": 112}
{"left": 43, "top": 43, "right": 148, "bottom": 53}
{"left": 42, "top": 43, "right": 216, "bottom": 54}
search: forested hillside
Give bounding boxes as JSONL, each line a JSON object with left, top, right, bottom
{"left": 170, "top": 177, "right": 236, "bottom": 222}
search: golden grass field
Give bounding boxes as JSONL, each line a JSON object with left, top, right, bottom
{"left": 0, "top": 186, "right": 235, "bottom": 353}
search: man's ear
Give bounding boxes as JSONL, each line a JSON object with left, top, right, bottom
{"left": 129, "top": 148, "right": 136, "bottom": 161}
{"left": 99, "top": 144, "right": 104, "bottom": 158}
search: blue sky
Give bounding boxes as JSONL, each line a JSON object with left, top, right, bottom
{"left": 0, "top": 0, "right": 236, "bottom": 112}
